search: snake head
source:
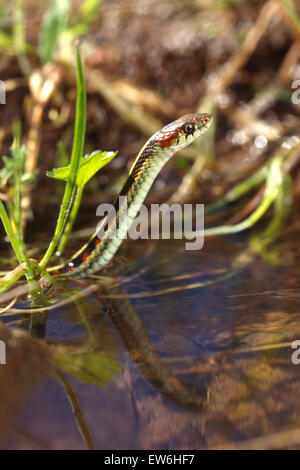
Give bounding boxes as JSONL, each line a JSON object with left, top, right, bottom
{"left": 156, "top": 113, "right": 213, "bottom": 150}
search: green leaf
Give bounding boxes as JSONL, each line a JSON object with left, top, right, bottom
{"left": 53, "top": 352, "right": 122, "bottom": 387}
{"left": 47, "top": 150, "right": 117, "bottom": 188}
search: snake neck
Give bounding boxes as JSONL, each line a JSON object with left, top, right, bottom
{"left": 56, "top": 112, "right": 213, "bottom": 277}
{"left": 60, "top": 137, "right": 172, "bottom": 277}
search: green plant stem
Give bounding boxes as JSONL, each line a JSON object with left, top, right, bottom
{"left": 204, "top": 187, "right": 277, "bottom": 236}
{"left": 12, "top": 123, "right": 23, "bottom": 238}
{"left": 39, "top": 187, "right": 76, "bottom": 269}
{"left": 0, "top": 201, "right": 47, "bottom": 301}
{"left": 205, "top": 165, "right": 267, "bottom": 214}
{"left": 39, "top": 47, "right": 86, "bottom": 269}
{"left": 0, "top": 200, "right": 24, "bottom": 264}
{"left": 57, "top": 186, "right": 84, "bottom": 254}
{"left": 204, "top": 156, "right": 283, "bottom": 237}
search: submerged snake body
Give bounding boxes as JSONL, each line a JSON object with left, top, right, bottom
{"left": 61, "top": 113, "right": 212, "bottom": 277}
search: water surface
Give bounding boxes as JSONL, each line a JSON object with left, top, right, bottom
{"left": 1, "top": 232, "right": 300, "bottom": 450}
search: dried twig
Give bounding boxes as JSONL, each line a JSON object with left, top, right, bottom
{"left": 170, "top": 0, "right": 282, "bottom": 203}
{"left": 21, "top": 64, "right": 62, "bottom": 233}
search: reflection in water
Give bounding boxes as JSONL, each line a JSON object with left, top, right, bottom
{"left": 101, "top": 281, "right": 207, "bottom": 410}
{"left": 0, "top": 234, "right": 300, "bottom": 449}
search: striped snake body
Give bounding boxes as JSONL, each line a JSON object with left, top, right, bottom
{"left": 60, "top": 113, "right": 212, "bottom": 277}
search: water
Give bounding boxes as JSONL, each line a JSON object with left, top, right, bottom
{"left": 0, "top": 231, "right": 300, "bottom": 449}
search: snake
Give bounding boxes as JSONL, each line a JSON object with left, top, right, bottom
{"left": 59, "top": 113, "right": 213, "bottom": 277}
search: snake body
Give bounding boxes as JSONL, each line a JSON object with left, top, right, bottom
{"left": 61, "top": 113, "right": 212, "bottom": 277}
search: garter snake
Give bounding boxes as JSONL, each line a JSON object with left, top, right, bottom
{"left": 59, "top": 113, "right": 212, "bottom": 277}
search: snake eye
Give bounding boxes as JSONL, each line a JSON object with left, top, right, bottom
{"left": 183, "top": 123, "right": 195, "bottom": 135}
